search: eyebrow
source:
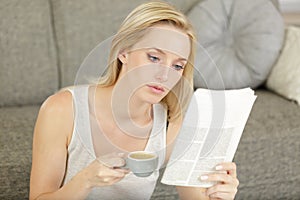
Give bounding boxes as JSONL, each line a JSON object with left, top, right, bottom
{"left": 149, "top": 48, "right": 188, "bottom": 62}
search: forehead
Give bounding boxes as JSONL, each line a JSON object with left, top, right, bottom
{"left": 131, "top": 26, "right": 191, "bottom": 59}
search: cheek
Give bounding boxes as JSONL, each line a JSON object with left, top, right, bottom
{"left": 162, "top": 71, "right": 183, "bottom": 92}
{"left": 169, "top": 76, "right": 181, "bottom": 88}
{"left": 178, "top": 70, "right": 184, "bottom": 77}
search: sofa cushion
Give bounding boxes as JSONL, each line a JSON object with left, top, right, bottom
{"left": 266, "top": 26, "right": 300, "bottom": 105}
{"left": 50, "top": 0, "right": 199, "bottom": 87}
{"left": 0, "top": 0, "right": 58, "bottom": 106}
{"left": 188, "top": 0, "right": 284, "bottom": 89}
{"left": 0, "top": 105, "right": 40, "bottom": 199}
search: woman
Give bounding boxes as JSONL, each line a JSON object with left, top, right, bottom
{"left": 30, "top": 1, "right": 239, "bottom": 200}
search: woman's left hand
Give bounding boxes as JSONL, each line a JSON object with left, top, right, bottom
{"left": 200, "top": 162, "right": 239, "bottom": 200}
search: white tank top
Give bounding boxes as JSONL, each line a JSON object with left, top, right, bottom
{"left": 62, "top": 85, "right": 167, "bottom": 200}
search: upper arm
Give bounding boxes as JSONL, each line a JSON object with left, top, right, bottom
{"left": 30, "top": 91, "right": 74, "bottom": 199}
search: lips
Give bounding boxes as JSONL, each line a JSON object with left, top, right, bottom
{"left": 149, "top": 85, "right": 164, "bottom": 91}
{"left": 147, "top": 84, "right": 165, "bottom": 94}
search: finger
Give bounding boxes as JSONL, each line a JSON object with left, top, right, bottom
{"left": 206, "top": 183, "right": 237, "bottom": 196}
{"left": 114, "top": 168, "right": 130, "bottom": 174}
{"left": 109, "top": 168, "right": 128, "bottom": 177}
{"left": 103, "top": 175, "right": 124, "bottom": 183}
{"left": 209, "top": 191, "right": 236, "bottom": 200}
{"left": 210, "top": 198, "right": 222, "bottom": 200}
{"left": 98, "top": 167, "right": 127, "bottom": 178}
{"left": 215, "top": 162, "right": 237, "bottom": 177}
{"left": 94, "top": 175, "right": 126, "bottom": 187}
{"left": 105, "top": 176, "right": 127, "bottom": 186}
{"left": 111, "top": 157, "right": 126, "bottom": 168}
{"left": 199, "top": 173, "right": 234, "bottom": 184}
{"left": 97, "top": 155, "right": 126, "bottom": 168}
{"left": 114, "top": 152, "right": 127, "bottom": 168}
{"left": 117, "top": 152, "right": 126, "bottom": 158}
{"left": 102, "top": 177, "right": 111, "bottom": 183}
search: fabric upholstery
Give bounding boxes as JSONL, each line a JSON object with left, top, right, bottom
{"left": 0, "top": 105, "right": 40, "bottom": 199}
{"left": 266, "top": 26, "right": 300, "bottom": 105}
{"left": 51, "top": 0, "right": 199, "bottom": 88}
{"left": 234, "top": 89, "right": 300, "bottom": 199}
{"left": 0, "top": 0, "right": 58, "bottom": 106}
{"left": 188, "top": 0, "right": 285, "bottom": 89}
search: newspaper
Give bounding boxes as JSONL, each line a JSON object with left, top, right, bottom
{"left": 161, "top": 88, "right": 257, "bottom": 187}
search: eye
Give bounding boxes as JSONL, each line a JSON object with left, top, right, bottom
{"left": 173, "top": 64, "right": 184, "bottom": 71}
{"left": 147, "top": 54, "right": 160, "bottom": 63}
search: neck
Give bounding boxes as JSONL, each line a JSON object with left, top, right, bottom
{"left": 128, "top": 94, "right": 153, "bottom": 126}
{"left": 111, "top": 88, "right": 152, "bottom": 127}
{"left": 103, "top": 83, "right": 153, "bottom": 138}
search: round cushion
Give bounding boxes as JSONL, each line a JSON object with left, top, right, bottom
{"left": 188, "top": 0, "right": 284, "bottom": 89}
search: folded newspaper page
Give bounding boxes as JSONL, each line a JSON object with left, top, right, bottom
{"left": 161, "top": 88, "right": 257, "bottom": 187}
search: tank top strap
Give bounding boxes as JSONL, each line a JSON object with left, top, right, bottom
{"left": 145, "top": 103, "right": 167, "bottom": 168}
{"left": 67, "top": 85, "right": 96, "bottom": 159}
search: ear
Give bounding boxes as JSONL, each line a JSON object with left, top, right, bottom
{"left": 118, "top": 50, "right": 128, "bottom": 64}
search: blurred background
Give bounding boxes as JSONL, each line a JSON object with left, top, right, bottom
{"left": 279, "top": 0, "right": 300, "bottom": 25}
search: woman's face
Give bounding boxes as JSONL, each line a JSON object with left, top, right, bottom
{"left": 117, "top": 24, "right": 191, "bottom": 104}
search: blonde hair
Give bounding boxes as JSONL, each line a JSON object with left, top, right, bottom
{"left": 99, "top": 1, "right": 196, "bottom": 122}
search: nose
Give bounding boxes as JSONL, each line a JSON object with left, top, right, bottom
{"left": 155, "top": 65, "right": 170, "bottom": 82}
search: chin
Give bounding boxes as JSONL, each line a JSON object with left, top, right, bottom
{"left": 144, "top": 93, "right": 166, "bottom": 104}
{"left": 145, "top": 97, "right": 163, "bottom": 104}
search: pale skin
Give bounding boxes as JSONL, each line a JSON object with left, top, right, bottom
{"left": 30, "top": 24, "right": 239, "bottom": 200}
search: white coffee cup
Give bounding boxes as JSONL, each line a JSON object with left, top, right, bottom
{"left": 124, "top": 151, "right": 158, "bottom": 177}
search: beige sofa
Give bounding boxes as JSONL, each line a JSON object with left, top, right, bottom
{"left": 0, "top": 0, "right": 299, "bottom": 199}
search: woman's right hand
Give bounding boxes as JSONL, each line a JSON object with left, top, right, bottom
{"left": 77, "top": 153, "right": 130, "bottom": 188}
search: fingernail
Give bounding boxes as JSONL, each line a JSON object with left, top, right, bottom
{"left": 118, "top": 153, "right": 125, "bottom": 157}
{"left": 216, "top": 165, "right": 223, "bottom": 170}
{"left": 200, "top": 175, "right": 208, "bottom": 180}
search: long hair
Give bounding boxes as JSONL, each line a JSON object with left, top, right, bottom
{"left": 99, "top": 1, "right": 196, "bottom": 122}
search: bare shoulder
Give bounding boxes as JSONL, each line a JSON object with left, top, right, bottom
{"left": 35, "top": 90, "right": 74, "bottom": 144}
{"left": 40, "top": 90, "right": 73, "bottom": 114}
